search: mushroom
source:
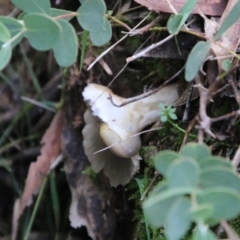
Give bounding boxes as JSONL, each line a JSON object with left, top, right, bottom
{"left": 82, "top": 83, "right": 182, "bottom": 186}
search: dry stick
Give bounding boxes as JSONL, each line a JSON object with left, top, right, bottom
{"left": 92, "top": 34, "right": 155, "bottom": 104}
{"left": 126, "top": 34, "right": 175, "bottom": 62}
{"left": 126, "top": 19, "right": 197, "bottom": 63}
{"left": 107, "top": 33, "right": 155, "bottom": 88}
{"left": 182, "top": 83, "right": 194, "bottom": 122}
{"left": 122, "top": 16, "right": 162, "bottom": 36}
{"left": 194, "top": 76, "right": 216, "bottom": 140}
{"left": 140, "top": 172, "right": 159, "bottom": 201}
{"left": 108, "top": 65, "right": 185, "bottom": 108}
{"left": 232, "top": 145, "right": 240, "bottom": 167}
{"left": 228, "top": 78, "right": 240, "bottom": 105}
{"left": 212, "top": 83, "right": 230, "bottom": 96}
{"left": 107, "top": 15, "right": 132, "bottom": 31}
{"left": 87, "top": 11, "right": 152, "bottom": 71}
{"left": 211, "top": 110, "right": 240, "bottom": 123}
{"left": 180, "top": 114, "right": 198, "bottom": 149}
{"left": 220, "top": 220, "right": 240, "bottom": 240}
{"left": 94, "top": 126, "right": 163, "bottom": 154}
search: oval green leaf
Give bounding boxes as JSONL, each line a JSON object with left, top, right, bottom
{"left": 11, "top": 0, "right": 50, "bottom": 15}
{"left": 89, "top": 18, "right": 112, "bottom": 46}
{"left": 190, "top": 204, "right": 214, "bottom": 222}
{"left": 0, "top": 21, "right": 11, "bottom": 42}
{"left": 167, "top": 14, "right": 185, "bottom": 35}
{"left": 221, "top": 59, "right": 232, "bottom": 71}
{"left": 166, "top": 197, "right": 191, "bottom": 240}
{"left": 143, "top": 184, "right": 181, "bottom": 227}
{"left": 154, "top": 150, "right": 179, "bottom": 176}
{"left": 180, "top": 143, "right": 211, "bottom": 163}
{"left": 77, "top": 0, "right": 106, "bottom": 32}
{"left": 167, "top": 157, "right": 200, "bottom": 189}
{"left": 167, "top": 0, "right": 197, "bottom": 35}
{"left": 53, "top": 20, "right": 78, "bottom": 67}
{"left": 23, "top": 13, "right": 61, "bottom": 51}
{"left": 200, "top": 167, "right": 240, "bottom": 192}
{"left": 185, "top": 41, "right": 210, "bottom": 82}
{"left": 200, "top": 156, "right": 233, "bottom": 171}
{"left": 197, "top": 188, "right": 240, "bottom": 221}
{"left": 0, "top": 17, "right": 23, "bottom": 37}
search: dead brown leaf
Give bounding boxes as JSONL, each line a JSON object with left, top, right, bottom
{"left": 134, "top": 0, "right": 227, "bottom": 16}
{"left": 12, "top": 110, "right": 63, "bottom": 240}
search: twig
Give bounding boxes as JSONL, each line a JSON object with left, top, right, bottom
{"left": 122, "top": 16, "right": 161, "bottom": 36}
{"left": 140, "top": 172, "right": 158, "bottom": 201}
{"left": 211, "top": 109, "right": 240, "bottom": 123}
{"left": 232, "top": 145, "right": 240, "bottom": 168}
{"left": 180, "top": 114, "right": 198, "bottom": 149}
{"left": 108, "top": 65, "right": 185, "bottom": 107}
{"left": 212, "top": 83, "right": 230, "bottom": 96}
{"left": 126, "top": 34, "right": 174, "bottom": 62}
{"left": 107, "top": 14, "right": 132, "bottom": 31}
{"left": 194, "top": 76, "right": 216, "bottom": 139}
{"left": 94, "top": 127, "right": 163, "bottom": 155}
{"left": 228, "top": 78, "right": 240, "bottom": 105}
{"left": 53, "top": 12, "right": 78, "bottom": 20}
{"left": 182, "top": 83, "right": 194, "bottom": 122}
{"left": 21, "top": 96, "right": 56, "bottom": 112}
{"left": 220, "top": 220, "right": 240, "bottom": 240}
{"left": 87, "top": 12, "right": 152, "bottom": 70}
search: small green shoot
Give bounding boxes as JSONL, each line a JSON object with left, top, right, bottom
{"left": 159, "top": 104, "right": 177, "bottom": 122}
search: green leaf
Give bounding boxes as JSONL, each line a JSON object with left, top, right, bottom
{"left": 0, "top": 44, "right": 12, "bottom": 70}
{"left": 160, "top": 115, "right": 168, "bottom": 122}
{"left": 11, "top": 0, "right": 51, "bottom": 15}
{"left": 77, "top": 0, "right": 106, "bottom": 32}
{"left": 192, "top": 225, "right": 217, "bottom": 240}
{"left": 53, "top": 20, "right": 78, "bottom": 67}
{"left": 50, "top": 8, "right": 75, "bottom": 21}
{"left": 0, "top": 17, "right": 23, "bottom": 37}
{"left": 185, "top": 41, "right": 210, "bottom": 82}
{"left": 167, "top": 14, "right": 185, "bottom": 35}
{"left": 180, "top": 143, "right": 211, "bottom": 163}
{"left": 166, "top": 197, "right": 191, "bottom": 240}
{"left": 154, "top": 151, "right": 179, "bottom": 176}
{"left": 23, "top": 13, "right": 61, "bottom": 51}
{"left": 180, "top": 0, "right": 198, "bottom": 14}
{"left": 221, "top": 59, "right": 232, "bottom": 71}
{"left": 144, "top": 186, "right": 201, "bottom": 207}
{"left": 197, "top": 188, "right": 240, "bottom": 221}
{"left": 215, "top": 1, "right": 240, "bottom": 39}
{"left": 0, "top": 21, "right": 11, "bottom": 42}
{"left": 200, "top": 156, "right": 233, "bottom": 171}
{"left": 0, "top": 17, "right": 24, "bottom": 47}
{"left": 200, "top": 167, "right": 240, "bottom": 192}
{"left": 143, "top": 184, "right": 181, "bottom": 227}
{"left": 167, "top": 157, "right": 200, "bottom": 189}
{"left": 190, "top": 204, "right": 214, "bottom": 222}
{"left": 167, "top": 0, "right": 197, "bottom": 35}
{"left": 89, "top": 18, "right": 112, "bottom": 46}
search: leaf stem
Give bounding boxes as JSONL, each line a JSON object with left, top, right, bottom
{"left": 53, "top": 12, "right": 78, "bottom": 20}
